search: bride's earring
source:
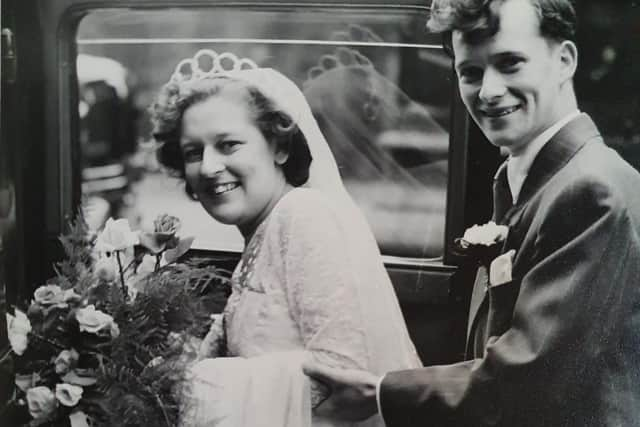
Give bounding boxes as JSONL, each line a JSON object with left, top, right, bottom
{"left": 274, "top": 140, "right": 290, "bottom": 166}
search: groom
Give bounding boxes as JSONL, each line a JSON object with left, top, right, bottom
{"left": 303, "top": 0, "right": 640, "bottom": 425}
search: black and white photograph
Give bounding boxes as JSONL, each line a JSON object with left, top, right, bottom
{"left": 1, "top": 0, "right": 639, "bottom": 426}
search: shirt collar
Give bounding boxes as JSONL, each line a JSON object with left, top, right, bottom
{"left": 507, "top": 110, "right": 581, "bottom": 203}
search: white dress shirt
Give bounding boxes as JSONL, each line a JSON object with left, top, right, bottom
{"left": 506, "top": 110, "right": 581, "bottom": 203}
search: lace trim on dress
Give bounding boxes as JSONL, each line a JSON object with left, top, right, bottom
{"left": 235, "top": 219, "right": 269, "bottom": 293}
{"left": 223, "top": 211, "right": 271, "bottom": 339}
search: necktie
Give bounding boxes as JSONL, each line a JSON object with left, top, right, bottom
{"left": 492, "top": 164, "right": 513, "bottom": 223}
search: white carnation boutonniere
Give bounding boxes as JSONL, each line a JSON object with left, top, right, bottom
{"left": 460, "top": 221, "right": 509, "bottom": 248}
{"left": 453, "top": 221, "right": 508, "bottom": 258}
{"left": 454, "top": 221, "right": 514, "bottom": 286}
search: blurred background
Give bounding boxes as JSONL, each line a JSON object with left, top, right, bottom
{"left": 76, "top": 7, "right": 452, "bottom": 258}
{"left": 74, "top": 1, "right": 640, "bottom": 259}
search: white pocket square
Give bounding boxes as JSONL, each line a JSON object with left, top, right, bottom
{"left": 489, "top": 249, "right": 516, "bottom": 287}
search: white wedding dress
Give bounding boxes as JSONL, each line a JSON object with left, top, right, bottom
{"left": 180, "top": 63, "right": 422, "bottom": 427}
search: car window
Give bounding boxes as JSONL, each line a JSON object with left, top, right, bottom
{"left": 76, "top": 7, "right": 452, "bottom": 258}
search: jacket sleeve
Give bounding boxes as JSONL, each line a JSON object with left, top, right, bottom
{"left": 379, "top": 176, "right": 640, "bottom": 426}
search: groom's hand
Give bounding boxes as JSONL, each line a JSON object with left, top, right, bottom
{"left": 302, "top": 361, "right": 380, "bottom": 422}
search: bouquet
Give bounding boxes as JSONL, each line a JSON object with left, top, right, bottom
{"left": 2, "top": 212, "right": 231, "bottom": 427}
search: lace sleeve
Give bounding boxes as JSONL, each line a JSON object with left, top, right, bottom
{"left": 276, "top": 190, "right": 370, "bottom": 372}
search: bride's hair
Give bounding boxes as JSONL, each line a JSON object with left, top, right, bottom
{"left": 151, "top": 76, "right": 312, "bottom": 196}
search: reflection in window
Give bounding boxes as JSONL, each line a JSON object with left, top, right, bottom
{"left": 76, "top": 8, "right": 452, "bottom": 258}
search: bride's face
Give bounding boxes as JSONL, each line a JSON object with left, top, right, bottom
{"left": 180, "top": 91, "right": 289, "bottom": 238}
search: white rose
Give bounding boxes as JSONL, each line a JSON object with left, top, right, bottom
{"left": 6, "top": 309, "right": 32, "bottom": 355}
{"left": 462, "top": 221, "right": 509, "bottom": 246}
{"left": 94, "top": 253, "right": 117, "bottom": 282}
{"left": 55, "top": 383, "right": 83, "bottom": 407}
{"left": 95, "top": 218, "right": 139, "bottom": 252}
{"left": 75, "top": 305, "right": 114, "bottom": 334}
{"left": 33, "top": 285, "right": 66, "bottom": 306}
{"left": 153, "top": 214, "right": 181, "bottom": 235}
{"left": 26, "top": 386, "right": 57, "bottom": 419}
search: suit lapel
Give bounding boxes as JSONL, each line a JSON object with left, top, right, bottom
{"left": 514, "top": 114, "right": 601, "bottom": 208}
{"left": 465, "top": 163, "right": 510, "bottom": 344}
{"left": 465, "top": 114, "right": 602, "bottom": 352}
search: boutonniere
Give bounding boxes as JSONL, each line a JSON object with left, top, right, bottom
{"left": 453, "top": 221, "right": 509, "bottom": 266}
{"left": 454, "top": 222, "right": 516, "bottom": 288}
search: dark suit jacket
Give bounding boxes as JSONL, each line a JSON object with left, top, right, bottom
{"left": 380, "top": 114, "right": 640, "bottom": 426}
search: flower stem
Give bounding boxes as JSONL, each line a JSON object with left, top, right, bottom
{"left": 155, "top": 393, "right": 172, "bottom": 427}
{"left": 122, "top": 258, "right": 137, "bottom": 274}
{"left": 29, "top": 331, "right": 66, "bottom": 350}
{"left": 0, "top": 348, "right": 12, "bottom": 364}
{"left": 115, "top": 251, "right": 127, "bottom": 299}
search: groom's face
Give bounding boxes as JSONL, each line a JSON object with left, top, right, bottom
{"left": 452, "top": 0, "right": 569, "bottom": 155}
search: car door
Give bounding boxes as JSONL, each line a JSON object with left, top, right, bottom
{"left": 1, "top": 0, "right": 501, "bottom": 366}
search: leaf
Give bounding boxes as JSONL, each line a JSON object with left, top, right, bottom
{"left": 62, "top": 370, "right": 98, "bottom": 386}
{"left": 163, "top": 236, "right": 194, "bottom": 265}
{"left": 138, "top": 232, "right": 167, "bottom": 255}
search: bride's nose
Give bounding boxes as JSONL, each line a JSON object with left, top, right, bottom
{"left": 200, "top": 145, "right": 225, "bottom": 176}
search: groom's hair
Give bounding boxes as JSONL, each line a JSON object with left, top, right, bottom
{"left": 151, "top": 77, "right": 312, "bottom": 198}
{"left": 427, "top": 0, "right": 577, "bottom": 54}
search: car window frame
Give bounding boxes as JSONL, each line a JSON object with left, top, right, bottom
{"left": 52, "top": 0, "right": 470, "bottom": 267}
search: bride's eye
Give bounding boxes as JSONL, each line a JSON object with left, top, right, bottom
{"left": 182, "top": 145, "right": 203, "bottom": 162}
{"left": 219, "top": 140, "right": 241, "bottom": 154}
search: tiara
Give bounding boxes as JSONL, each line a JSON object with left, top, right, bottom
{"left": 169, "top": 49, "right": 259, "bottom": 84}
{"left": 303, "top": 24, "right": 381, "bottom": 87}
{"left": 303, "top": 46, "right": 374, "bottom": 87}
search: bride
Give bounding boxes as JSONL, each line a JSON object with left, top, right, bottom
{"left": 150, "top": 50, "right": 421, "bottom": 426}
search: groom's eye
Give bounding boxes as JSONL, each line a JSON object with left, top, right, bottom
{"left": 496, "top": 56, "right": 524, "bottom": 73}
{"left": 458, "top": 66, "right": 483, "bottom": 84}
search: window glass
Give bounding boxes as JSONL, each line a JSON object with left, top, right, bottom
{"left": 76, "top": 7, "right": 452, "bottom": 257}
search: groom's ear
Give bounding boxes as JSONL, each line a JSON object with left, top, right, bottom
{"left": 558, "top": 40, "right": 578, "bottom": 83}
